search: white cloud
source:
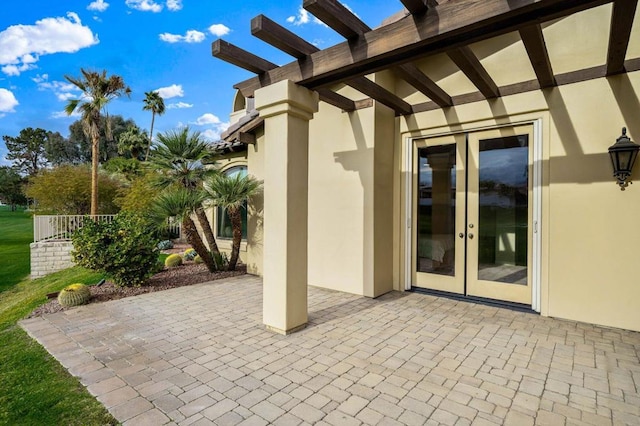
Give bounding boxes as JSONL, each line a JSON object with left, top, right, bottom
{"left": 286, "top": 7, "right": 326, "bottom": 26}
{"left": 166, "top": 0, "right": 182, "bottom": 11}
{"left": 52, "top": 110, "right": 81, "bottom": 119}
{"left": 208, "top": 24, "right": 230, "bottom": 37}
{"left": 0, "top": 88, "right": 18, "bottom": 114}
{"left": 167, "top": 102, "right": 193, "bottom": 109}
{"left": 201, "top": 125, "right": 229, "bottom": 142}
{"left": 156, "top": 84, "right": 184, "bottom": 99}
{"left": 194, "top": 113, "right": 221, "bottom": 125}
{"left": 159, "top": 30, "right": 205, "bottom": 43}
{"left": 33, "top": 74, "right": 82, "bottom": 101}
{"left": 126, "top": 0, "right": 162, "bottom": 12}
{"left": 0, "top": 13, "right": 98, "bottom": 76}
{"left": 87, "top": 0, "right": 109, "bottom": 12}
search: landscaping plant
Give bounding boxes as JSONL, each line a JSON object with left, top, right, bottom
{"left": 71, "top": 213, "right": 160, "bottom": 287}
{"left": 57, "top": 283, "right": 91, "bottom": 307}
{"left": 164, "top": 253, "right": 183, "bottom": 268}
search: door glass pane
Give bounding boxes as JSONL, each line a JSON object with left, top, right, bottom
{"left": 417, "top": 144, "right": 456, "bottom": 276}
{"left": 477, "top": 135, "right": 528, "bottom": 284}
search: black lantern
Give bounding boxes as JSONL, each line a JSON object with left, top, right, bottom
{"left": 608, "top": 127, "right": 640, "bottom": 190}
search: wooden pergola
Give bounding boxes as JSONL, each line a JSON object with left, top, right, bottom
{"left": 213, "top": 0, "right": 638, "bottom": 118}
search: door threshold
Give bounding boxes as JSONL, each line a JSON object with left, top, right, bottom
{"left": 409, "top": 287, "right": 536, "bottom": 314}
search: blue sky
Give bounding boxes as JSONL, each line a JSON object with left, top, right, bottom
{"left": 0, "top": 0, "right": 402, "bottom": 166}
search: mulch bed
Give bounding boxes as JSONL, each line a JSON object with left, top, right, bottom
{"left": 28, "top": 262, "right": 246, "bottom": 318}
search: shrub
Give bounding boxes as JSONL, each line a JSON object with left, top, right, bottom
{"left": 157, "top": 240, "right": 174, "bottom": 250}
{"left": 165, "top": 254, "right": 183, "bottom": 267}
{"left": 72, "top": 213, "right": 160, "bottom": 287}
{"left": 213, "top": 252, "right": 229, "bottom": 271}
{"left": 58, "top": 283, "right": 91, "bottom": 307}
{"left": 184, "top": 248, "right": 196, "bottom": 261}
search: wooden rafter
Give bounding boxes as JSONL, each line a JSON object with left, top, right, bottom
{"left": 316, "top": 88, "right": 357, "bottom": 111}
{"left": 394, "top": 64, "right": 452, "bottom": 107}
{"left": 232, "top": 0, "right": 609, "bottom": 97}
{"left": 251, "top": 15, "right": 317, "bottom": 59}
{"left": 303, "top": 0, "right": 369, "bottom": 39}
{"left": 606, "top": 0, "right": 638, "bottom": 75}
{"left": 519, "top": 24, "right": 556, "bottom": 88}
{"left": 347, "top": 77, "right": 413, "bottom": 115}
{"left": 400, "top": 0, "right": 430, "bottom": 14}
{"left": 212, "top": 39, "right": 277, "bottom": 74}
{"left": 447, "top": 46, "right": 500, "bottom": 99}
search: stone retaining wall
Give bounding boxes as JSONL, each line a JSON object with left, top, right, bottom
{"left": 30, "top": 240, "right": 75, "bottom": 278}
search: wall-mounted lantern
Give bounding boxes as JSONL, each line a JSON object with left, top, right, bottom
{"left": 608, "top": 127, "right": 640, "bottom": 190}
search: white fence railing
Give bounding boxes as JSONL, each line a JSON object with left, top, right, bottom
{"left": 33, "top": 215, "right": 181, "bottom": 243}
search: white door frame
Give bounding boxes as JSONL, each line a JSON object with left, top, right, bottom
{"left": 403, "top": 119, "right": 543, "bottom": 312}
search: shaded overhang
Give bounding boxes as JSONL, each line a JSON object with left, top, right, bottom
{"left": 212, "top": 0, "right": 639, "bottom": 119}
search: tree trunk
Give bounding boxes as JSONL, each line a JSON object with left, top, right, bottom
{"left": 145, "top": 112, "right": 155, "bottom": 161}
{"left": 182, "top": 216, "right": 216, "bottom": 272}
{"left": 90, "top": 134, "right": 99, "bottom": 215}
{"left": 228, "top": 207, "right": 242, "bottom": 271}
{"left": 195, "top": 206, "right": 220, "bottom": 255}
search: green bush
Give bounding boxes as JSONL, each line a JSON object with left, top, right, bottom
{"left": 57, "top": 283, "right": 91, "bottom": 307}
{"left": 72, "top": 213, "right": 160, "bottom": 287}
{"left": 157, "top": 240, "right": 173, "bottom": 250}
{"left": 165, "top": 254, "right": 183, "bottom": 267}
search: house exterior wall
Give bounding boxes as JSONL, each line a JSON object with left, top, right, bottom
{"left": 240, "top": 3, "right": 640, "bottom": 331}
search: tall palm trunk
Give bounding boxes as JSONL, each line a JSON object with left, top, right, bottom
{"left": 145, "top": 112, "right": 155, "bottom": 161}
{"left": 90, "top": 134, "right": 99, "bottom": 215}
{"left": 182, "top": 216, "right": 216, "bottom": 272}
{"left": 195, "top": 206, "right": 220, "bottom": 255}
{"left": 228, "top": 206, "right": 243, "bottom": 270}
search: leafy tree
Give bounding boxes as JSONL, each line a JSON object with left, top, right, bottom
{"left": 114, "top": 171, "right": 158, "bottom": 216}
{"left": 2, "top": 127, "right": 49, "bottom": 175}
{"left": 64, "top": 69, "right": 131, "bottom": 215}
{"left": 142, "top": 91, "right": 165, "bottom": 160}
{"left": 0, "top": 166, "right": 27, "bottom": 210}
{"left": 68, "top": 115, "right": 136, "bottom": 164}
{"left": 149, "top": 128, "right": 220, "bottom": 264}
{"left": 26, "top": 165, "right": 121, "bottom": 214}
{"left": 44, "top": 131, "right": 82, "bottom": 166}
{"left": 104, "top": 157, "right": 143, "bottom": 181}
{"left": 152, "top": 187, "right": 218, "bottom": 272}
{"left": 117, "top": 125, "right": 148, "bottom": 160}
{"left": 204, "top": 173, "right": 261, "bottom": 270}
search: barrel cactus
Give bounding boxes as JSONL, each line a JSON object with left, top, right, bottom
{"left": 58, "top": 283, "right": 91, "bottom": 307}
{"left": 194, "top": 255, "right": 203, "bottom": 264}
{"left": 165, "top": 253, "right": 183, "bottom": 267}
{"left": 184, "top": 248, "right": 197, "bottom": 261}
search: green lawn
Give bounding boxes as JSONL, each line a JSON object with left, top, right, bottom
{"left": 0, "top": 205, "right": 33, "bottom": 293}
{"left": 0, "top": 255, "right": 118, "bottom": 424}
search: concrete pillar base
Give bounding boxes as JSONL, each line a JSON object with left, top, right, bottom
{"left": 265, "top": 323, "right": 307, "bottom": 335}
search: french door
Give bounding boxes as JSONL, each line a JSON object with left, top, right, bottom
{"left": 412, "top": 125, "right": 534, "bottom": 305}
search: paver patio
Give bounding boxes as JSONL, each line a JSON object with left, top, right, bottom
{"left": 20, "top": 276, "right": 640, "bottom": 425}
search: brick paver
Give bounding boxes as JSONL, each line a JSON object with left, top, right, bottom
{"left": 20, "top": 276, "right": 640, "bottom": 425}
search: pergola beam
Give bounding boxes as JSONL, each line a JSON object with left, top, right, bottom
{"left": 212, "top": 39, "right": 277, "bottom": 74}
{"left": 447, "top": 46, "right": 500, "bottom": 99}
{"left": 303, "top": 0, "right": 370, "bottom": 39}
{"left": 519, "top": 24, "right": 556, "bottom": 88}
{"left": 316, "top": 88, "right": 357, "bottom": 111}
{"left": 251, "top": 15, "right": 318, "bottom": 58}
{"left": 400, "top": 0, "right": 430, "bottom": 14}
{"left": 394, "top": 64, "right": 452, "bottom": 107}
{"left": 231, "top": 0, "right": 609, "bottom": 97}
{"left": 347, "top": 77, "right": 413, "bottom": 115}
{"left": 606, "top": 0, "right": 638, "bottom": 75}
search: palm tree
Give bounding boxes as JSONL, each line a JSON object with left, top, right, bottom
{"left": 142, "top": 91, "right": 165, "bottom": 161}
{"left": 152, "top": 188, "right": 217, "bottom": 272}
{"left": 65, "top": 69, "right": 131, "bottom": 215}
{"left": 205, "top": 173, "right": 261, "bottom": 271}
{"left": 149, "top": 128, "right": 220, "bottom": 263}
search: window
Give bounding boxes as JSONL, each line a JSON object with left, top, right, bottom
{"left": 217, "top": 165, "right": 248, "bottom": 239}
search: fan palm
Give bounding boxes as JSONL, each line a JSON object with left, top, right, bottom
{"left": 152, "top": 188, "right": 217, "bottom": 272}
{"left": 204, "top": 173, "right": 261, "bottom": 270}
{"left": 64, "top": 69, "right": 131, "bottom": 215}
{"left": 149, "top": 128, "right": 220, "bottom": 257}
{"left": 142, "top": 91, "right": 165, "bottom": 161}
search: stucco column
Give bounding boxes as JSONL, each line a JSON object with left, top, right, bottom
{"left": 255, "top": 80, "right": 319, "bottom": 334}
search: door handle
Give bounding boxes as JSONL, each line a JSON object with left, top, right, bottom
{"left": 468, "top": 233, "right": 474, "bottom": 239}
